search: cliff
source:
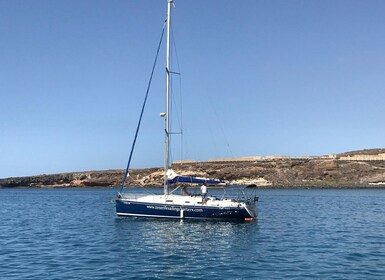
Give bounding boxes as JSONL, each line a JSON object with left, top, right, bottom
{"left": 1, "top": 149, "right": 385, "bottom": 188}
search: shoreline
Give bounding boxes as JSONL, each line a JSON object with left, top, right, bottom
{"left": 2, "top": 149, "right": 385, "bottom": 189}
{"left": 2, "top": 183, "right": 385, "bottom": 190}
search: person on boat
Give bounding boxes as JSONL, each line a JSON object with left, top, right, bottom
{"left": 182, "top": 185, "right": 189, "bottom": 196}
{"left": 200, "top": 182, "right": 208, "bottom": 204}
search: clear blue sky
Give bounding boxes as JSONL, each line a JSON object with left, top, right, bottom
{"left": 1, "top": 0, "right": 385, "bottom": 178}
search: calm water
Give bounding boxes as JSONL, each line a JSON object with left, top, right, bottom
{"left": 1, "top": 188, "right": 385, "bottom": 279}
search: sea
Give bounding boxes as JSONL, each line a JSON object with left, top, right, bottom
{"left": 1, "top": 188, "right": 385, "bottom": 280}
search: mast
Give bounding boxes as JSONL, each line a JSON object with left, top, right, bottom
{"left": 164, "top": 0, "right": 173, "bottom": 195}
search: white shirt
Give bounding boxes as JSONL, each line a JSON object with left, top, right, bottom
{"left": 200, "top": 184, "right": 207, "bottom": 194}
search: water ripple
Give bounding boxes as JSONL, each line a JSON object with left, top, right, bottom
{"left": 1, "top": 188, "right": 385, "bottom": 279}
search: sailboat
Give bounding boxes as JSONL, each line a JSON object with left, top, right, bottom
{"left": 115, "top": 0, "right": 258, "bottom": 221}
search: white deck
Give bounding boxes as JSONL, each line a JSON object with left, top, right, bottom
{"left": 120, "top": 193, "right": 247, "bottom": 208}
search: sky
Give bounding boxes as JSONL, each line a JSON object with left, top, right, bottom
{"left": 1, "top": 0, "right": 385, "bottom": 178}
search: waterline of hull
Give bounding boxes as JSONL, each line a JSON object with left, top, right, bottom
{"left": 116, "top": 199, "right": 255, "bottom": 221}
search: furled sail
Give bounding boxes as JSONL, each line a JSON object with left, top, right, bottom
{"left": 166, "top": 169, "right": 224, "bottom": 185}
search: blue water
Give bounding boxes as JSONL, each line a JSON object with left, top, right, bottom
{"left": 1, "top": 188, "right": 385, "bottom": 279}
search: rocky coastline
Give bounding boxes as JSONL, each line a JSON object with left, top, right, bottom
{"left": 1, "top": 149, "right": 385, "bottom": 189}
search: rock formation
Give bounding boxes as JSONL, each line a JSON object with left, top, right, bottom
{"left": 1, "top": 149, "right": 385, "bottom": 188}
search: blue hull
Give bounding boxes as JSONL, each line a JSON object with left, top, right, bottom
{"left": 116, "top": 200, "right": 253, "bottom": 221}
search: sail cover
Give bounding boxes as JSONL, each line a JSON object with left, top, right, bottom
{"left": 166, "top": 169, "right": 224, "bottom": 185}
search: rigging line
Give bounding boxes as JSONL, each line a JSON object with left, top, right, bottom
{"left": 170, "top": 25, "right": 182, "bottom": 126}
{"left": 208, "top": 96, "right": 235, "bottom": 158}
{"left": 171, "top": 23, "right": 181, "bottom": 76}
{"left": 178, "top": 73, "right": 184, "bottom": 162}
{"left": 169, "top": 74, "right": 183, "bottom": 164}
{"left": 170, "top": 24, "right": 184, "bottom": 162}
{"left": 170, "top": 74, "right": 182, "bottom": 130}
{"left": 119, "top": 22, "right": 166, "bottom": 193}
{"left": 170, "top": 73, "right": 184, "bottom": 162}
